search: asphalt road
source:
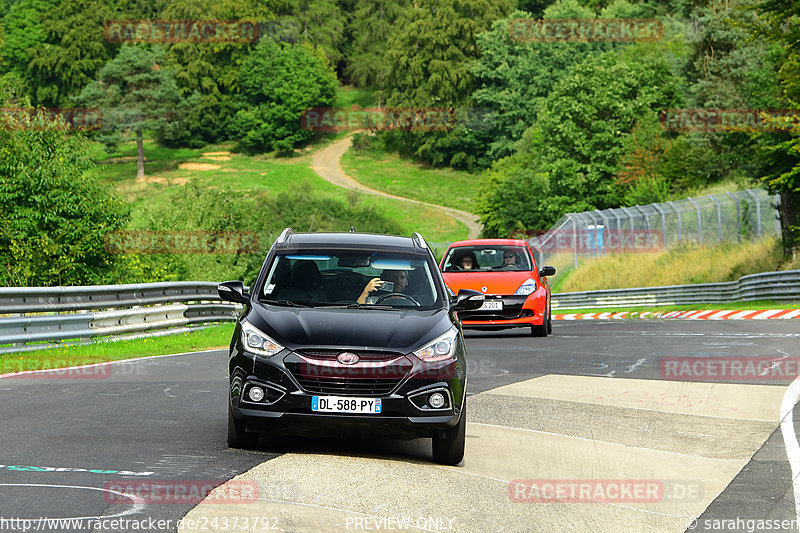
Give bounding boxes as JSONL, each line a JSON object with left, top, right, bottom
{"left": 1, "top": 320, "right": 799, "bottom": 532}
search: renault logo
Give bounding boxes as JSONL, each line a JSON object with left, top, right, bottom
{"left": 337, "top": 352, "right": 360, "bottom": 365}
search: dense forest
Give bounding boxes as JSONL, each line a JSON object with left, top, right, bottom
{"left": 1, "top": 0, "right": 798, "bottom": 286}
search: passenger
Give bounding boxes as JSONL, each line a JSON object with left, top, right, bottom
{"left": 501, "top": 250, "right": 521, "bottom": 270}
{"left": 458, "top": 252, "right": 478, "bottom": 270}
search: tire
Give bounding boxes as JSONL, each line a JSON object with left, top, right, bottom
{"left": 546, "top": 306, "right": 553, "bottom": 334}
{"left": 432, "top": 402, "right": 466, "bottom": 465}
{"left": 227, "top": 403, "right": 259, "bottom": 449}
{"left": 531, "top": 315, "right": 548, "bottom": 337}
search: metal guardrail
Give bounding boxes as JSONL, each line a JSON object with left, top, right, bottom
{"left": 552, "top": 270, "right": 800, "bottom": 309}
{"left": 0, "top": 282, "right": 241, "bottom": 353}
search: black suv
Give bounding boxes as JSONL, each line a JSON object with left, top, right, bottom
{"left": 218, "top": 229, "right": 484, "bottom": 465}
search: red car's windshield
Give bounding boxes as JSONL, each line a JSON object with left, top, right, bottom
{"left": 442, "top": 245, "right": 533, "bottom": 272}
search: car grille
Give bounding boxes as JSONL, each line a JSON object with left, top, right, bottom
{"left": 285, "top": 357, "right": 412, "bottom": 396}
{"left": 460, "top": 308, "right": 533, "bottom": 321}
{"left": 295, "top": 349, "right": 403, "bottom": 361}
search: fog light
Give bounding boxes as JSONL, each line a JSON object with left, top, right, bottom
{"left": 429, "top": 392, "right": 445, "bottom": 408}
{"left": 248, "top": 386, "right": 265, "bottom": 402}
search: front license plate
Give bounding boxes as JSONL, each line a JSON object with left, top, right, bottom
{"left": 312, "top": 396, "right": 382, "bottom": 414}
{"left": 478, "top": 300, "right": 503, "bottom": 311}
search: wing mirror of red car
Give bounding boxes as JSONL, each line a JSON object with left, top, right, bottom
{"left": 452, "top": 289, "right": 485, "bottom": 311}
{"left": 539, "top": 266, "right": 556, "bottom": 278}
{"left": 218, "top": 280, "right": 250, "bottom": 304}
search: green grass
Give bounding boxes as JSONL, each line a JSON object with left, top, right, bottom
{"left": 97, "top": 138, "right": 468, "bottom": 242}
{"left": 554, "top": 300, "right": 800, "bottom": 315}
{"left": 0, "top": 324, "right": 235, "bottom": 374}
{"left": 554, "top": 237, "right": 795, "bottom": 292}
{"left": 341, "top": 148, "right": 482, "bottom": 212}
{"left": 335, "top": 86, "right": 378, "bottom": 109}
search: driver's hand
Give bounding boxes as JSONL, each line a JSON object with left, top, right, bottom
{"left": 357, "top": 278, "right": 384, "bottom": 304}
{"left": 365, "top": 278, "right": 383, "bottom": 293}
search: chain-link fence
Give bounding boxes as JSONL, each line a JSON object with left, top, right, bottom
{"left": 529, "top": 188, "right": 781, "bottom": 270}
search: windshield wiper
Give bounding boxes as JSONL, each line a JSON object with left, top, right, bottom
{"left": 345, "top": 303, "right": 395, "bottom": 310}
{"left": 261, "top": 299, "right": 311, "bottom": 308}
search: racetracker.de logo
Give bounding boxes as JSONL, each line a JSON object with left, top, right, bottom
{"left": 659, "top": 108, "right": 800, "bottom": 132}
{"left": 660, "top": 357, "right": 800, "bottom": 381}
{"left": 1, "top": 107, "right": 102, "bottom": 131}
{"left": 300, "top": 107, "right": 493, "bottom": 132}
{"left": 104, "top": 20, "right": 259, "bottom": 43}
{"left": 1, "top": 363, "right": 112, "bottom": 380}
{"left": 509, "top": 18, "right": 663, "bottom": 42}
{"left": 103, "top": 480, "right": 259, "bottom": 504}
{"left": 509, "top": 479, "right": 663, "bottom": 503}
{"left": 532, "top": 229, "right": 663, "bottom": 254}
{"left": 103, "top": 231, "right": 259, "bottom": 255}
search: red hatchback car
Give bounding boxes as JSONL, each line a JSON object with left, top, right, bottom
{"left": 439, "top": 239, "right": 556, "bottom": 336}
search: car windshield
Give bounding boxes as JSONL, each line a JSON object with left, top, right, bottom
{"left": 259, "top": 250, "right": 442, "bottom": 309}
{"left": 442, "top": 245, "right": 533, "bottom": 272}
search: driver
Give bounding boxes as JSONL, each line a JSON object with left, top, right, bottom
{"left": 357, "top": 270, "right": 409, "bottom": 304}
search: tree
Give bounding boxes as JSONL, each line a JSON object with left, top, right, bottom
{"left": 382, "top": 0, "right": 511, "bottom": 108}
{"left": 229, "top": 39, "right": 337, "bottom": 153}
{"left": 471, "top": 4, "right": 604, "bottom": 162}
{"left": 375, "top": 0, "right": 511, "bottom": 168}
{"left": 26, "top": 0, "right": 119, "bottom": 107}
{"left": 75, "top": 45, "right": 193, "bottom": 178}
{"left": 0, "top": 87, "right": 130, "bottom": 286}
{"left": 0, "top": 0, "right": 58, "bottom": 103}
{"left": 344, "top": 0, "right": 409, "bottom": 88}
{"left": 478, "top": 47, "right": 683, "bottom": 237}
{"left": 275, "top": 0, "right": 347, "bottom": 69}
{"left": 747, "top": 0, "right": 800, "bottom": 258}
{"left": 161, "top": 0, "right": 273, "bottom": 143}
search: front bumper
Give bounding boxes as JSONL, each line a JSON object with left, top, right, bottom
{"left": 229, "top": 348, "right": 466, "bottom": 439}
{"left": 458, "top": 294, "right": 543, "bottom": 328}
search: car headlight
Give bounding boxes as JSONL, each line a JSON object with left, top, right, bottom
{"left": 414, "top": 329, "right": 458, "bottom": 362}
{"left": 241, "top": 321, "right": 284, "bottom": 357}
{"left": 514, "top": 279, "right": 538, "bottom": 296}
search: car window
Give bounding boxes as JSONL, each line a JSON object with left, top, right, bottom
{"left": 259, "top": 250, "right": 442, "bottom": 308}
{"left": 442, "top": 245, "right": 533, "bottom": 272}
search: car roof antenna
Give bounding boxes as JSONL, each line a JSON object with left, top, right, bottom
{"left": 349, "top": 226, "right": 356, "bottom": 232}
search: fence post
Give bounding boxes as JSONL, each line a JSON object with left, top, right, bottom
{"left": 653, "top": 203, "right": 668, "bottom": 248}
{"left": 709, "top": 194, "right": 722, "bottom": 242}
{"left": 727, "top": 192, "right": 741, "bottom": 240}
{"left": 687, "top": 197, "right": 702, "bottom": 242}
{"left": 668, "top": 201, "right": 682, "bottom": 242}
{"left": 745, "top": 189, "right": 762, "bottom": 238}
{"left": 566, "top": 213, "right": 578, "bottom": 269}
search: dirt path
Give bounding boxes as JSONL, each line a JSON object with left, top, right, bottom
{"left": 311, "top": 136, "right": 482, "bottom": 239}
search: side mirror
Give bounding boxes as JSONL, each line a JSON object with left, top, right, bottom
{"left": 539, "top": 266, "right": 556, "bottom": 278}
{"left": 452, "top": 289, "right": 485, "bottom": 311}
{"left": 218, "top": 280, "right": 250, "bottom": 304}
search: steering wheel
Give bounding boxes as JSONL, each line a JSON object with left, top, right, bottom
{"left": 375, "top": 292, "right": 421, "bottom": 306}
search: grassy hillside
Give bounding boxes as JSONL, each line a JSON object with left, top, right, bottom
{"left": 552, "top": 237, "right": 800, "bottom": 293}
{"left": 341, "top": 147, "right": 483, "bottom": 212}
{"left": 95, "top": 139, "right": 468, "bottom": 244}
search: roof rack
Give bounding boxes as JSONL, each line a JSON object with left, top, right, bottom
{"left": 277, "top": 227, "right": 293, "bottom": 244}
{"left": 411, "top": 232, "right": 428, "bottom": 250}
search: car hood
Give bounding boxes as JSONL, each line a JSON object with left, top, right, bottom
{"left": 248, "top": 304, "right": 452, "bottom": 352}
{"left": 442, "top": 271, "right": 535, "bottom": 295}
